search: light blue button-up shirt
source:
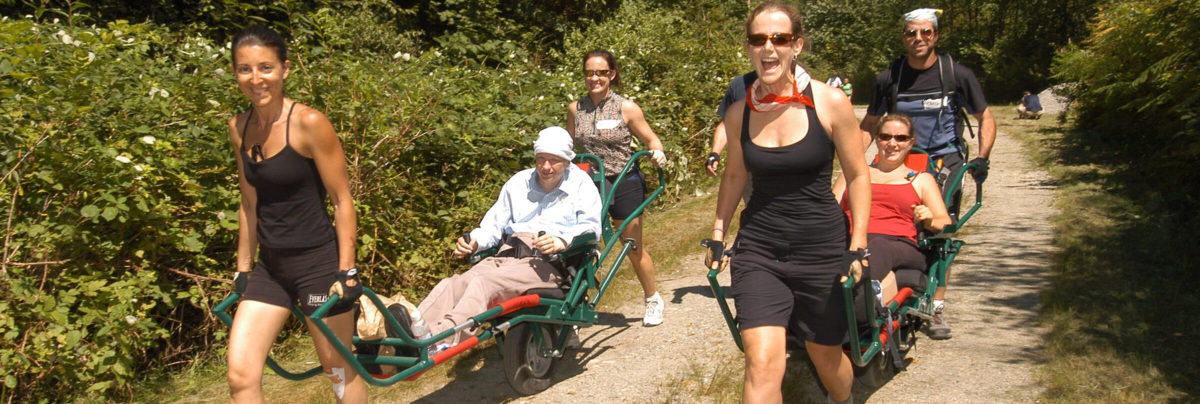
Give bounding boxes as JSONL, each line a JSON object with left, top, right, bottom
{"left": 468, "top": 164, "right": 602, "bottom": 251}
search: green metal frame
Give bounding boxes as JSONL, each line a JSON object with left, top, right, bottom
{"left": 213, "top": 152, "right": 666, "bottom": 387}
{"left": 212, "top": 293, "right": 325, "bottom": 380}
{"left": 707, "top": 161, "right": 983, "bottom": 369}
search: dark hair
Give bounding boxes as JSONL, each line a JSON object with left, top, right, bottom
{"left": 744, "top": 1, "right": 806, "bottom": 48}
{"left": 876, "top": 114, "right": 915, "bottom": 137}
{"left": 582, "top": 49, "right": 621, "bottom": 88}
{"left": 231, "top": 25, "right": 288, "bottom": 64}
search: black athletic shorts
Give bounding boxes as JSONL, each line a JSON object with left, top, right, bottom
{"left": 242, "top": 240, "right": 353, "bottom": 317}
{"left": 730, "top": 249, "right": 848, "bottom": 346}
{"left": 865, "top": 234, "right": 926, "bottom": 282}
{"left": 604, "top": 167, "right": 646, "bottom": 221}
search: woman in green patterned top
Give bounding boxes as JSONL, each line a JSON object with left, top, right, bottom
{"left": 566, "top": 49, "right": 668, "bottom": 327}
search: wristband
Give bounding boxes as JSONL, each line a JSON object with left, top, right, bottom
{"left": 233, "top": 271, "right": 248, "bottom": 295}
{"left": 336, "top": 266, "right": 359, "bottom": 281}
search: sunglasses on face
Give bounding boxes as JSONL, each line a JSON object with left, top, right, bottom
{"left": 903, "top": 28, "right": 935, "bottom": 38}
{"left": 746, "top": 33, "right": 795, "bottom": 47}
{"left": 584, "top": 69, "right": 612, "bottom": 78}
{"left": 877, "top": 133, "right": 913, "bottom": 142}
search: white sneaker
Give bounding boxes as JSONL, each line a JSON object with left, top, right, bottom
{"left": 643, "top": 292, "right": 664, "bottom": 326}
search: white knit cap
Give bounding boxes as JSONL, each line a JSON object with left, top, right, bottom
{"left": 903, "top": 8, "right": 942, "bottom": 30}
{"left": 534, "top": 126, "right": 575, "bottom": 161}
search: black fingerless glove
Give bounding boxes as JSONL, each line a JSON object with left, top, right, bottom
{"left": 968, "top": 157, "right": 990, "bottom": 181}
{"left": 701, "top": 239, "right": 724, "bottom": 266}
{"left": 706, "top": 152, "right": 720, "bottom": 167}
{"left": 333, "top": 267, "right": 363, "bottom": 307}
{"left": 233, "top": 272, "right": 248, "bottom": 295}
{"left": 843, "top": 248, "right": 870, "bottom": 276}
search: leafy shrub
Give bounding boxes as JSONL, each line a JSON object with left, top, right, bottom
{"left": 0, "top": 19, "right": 242, "bottom": 401}
{"left": 1053, "top": 0, "right": 1200, "bottom": 196}
{"left": 559, "top": 0, "right": 747, "bottom": 195}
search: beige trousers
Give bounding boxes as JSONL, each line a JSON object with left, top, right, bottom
{"left": 416, "top": 235, "right": 561, "bottom": 345}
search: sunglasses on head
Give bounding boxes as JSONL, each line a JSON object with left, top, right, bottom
{"left": 747, "top": 33, "right": 795, "bottom": 47}
{"left": 877, "top": 133, "right": 912, "bottom": 142}
{"left": 903, "top": 28, "right": 935, "bottom": 38}
{"left": 584, "top": 69, "right": 612, "bottom": 78}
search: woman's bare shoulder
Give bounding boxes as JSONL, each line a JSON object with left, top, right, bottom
{"left": 227, "top": 111, "right": 249, "bottom": 145}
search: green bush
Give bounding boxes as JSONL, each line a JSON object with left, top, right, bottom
{"left": 1053, "top": 0, "right": 1200, "bottom": 196}
{"left": 559, "top": 0, "right": 747, "bottom": 195}
{"left": 0, "top": 19, "right": 241, "bottom": 401}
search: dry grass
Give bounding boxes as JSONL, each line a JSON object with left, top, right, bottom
{"left": 1006, "top": 108, "right": 1195, "bottom": 403}
{"left": 660, "top": 348, "right": 834, "bottom": 404}
{"left": 594, "top": 182, "right": 726, "bottom": 309}
{"left": 659, "top": 347, "right": 743, "bottom": 403}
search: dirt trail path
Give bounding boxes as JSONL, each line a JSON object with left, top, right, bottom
{"left": 386, "top": 117, "right": 1055, "bottom": 403}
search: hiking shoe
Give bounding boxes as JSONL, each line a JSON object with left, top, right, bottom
{"left": 643, "top": 292, "right": 664, "bottom": 326}
{"left": 928, "top": 306, "right": 952, "bottom": 340}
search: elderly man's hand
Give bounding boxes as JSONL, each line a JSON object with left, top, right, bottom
{"left": 533, "top": 233, "right": 566, "bottom": 255}
{"left": 454, "top": 236, "right": 478, "bottom": 259}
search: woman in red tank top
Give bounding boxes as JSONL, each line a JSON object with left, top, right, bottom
{"left": 834, "top": 115, "right": 951, "bottom": 303}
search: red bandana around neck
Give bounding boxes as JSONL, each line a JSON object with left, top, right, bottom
{"left": 747, "top": 65, "right": 814, "bottom": 112}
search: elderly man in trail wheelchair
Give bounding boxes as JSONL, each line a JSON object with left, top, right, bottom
{"left": 413, "top": 126, "right": 602, "bottom": 348}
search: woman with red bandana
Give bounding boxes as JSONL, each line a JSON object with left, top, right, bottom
{"left": 707, "top": 2, "right": 870, "bottom": 402}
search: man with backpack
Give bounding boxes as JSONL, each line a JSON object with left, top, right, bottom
{"left": 859, "top": 8, "right": 996, "bottom": 341}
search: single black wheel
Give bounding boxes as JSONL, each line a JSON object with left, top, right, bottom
{"left": 853, "top": 349, "right": 895, "bottom": 389}
{"left": 502, "top": 323, "right": 558, "bottom": 395}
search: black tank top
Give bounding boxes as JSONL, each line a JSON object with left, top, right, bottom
{"left": 240, "top": 103, "right": 336, "bottom": 248}
{"left": 737, "top": 84, "right": 847, "bottom": 256}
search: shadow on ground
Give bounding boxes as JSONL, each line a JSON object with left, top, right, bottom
{"left": 412, "top": 312, "right": 634, "bottom": 402}
{"left": 1029, "top": 125, "right": 1200, "bottom": 401}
